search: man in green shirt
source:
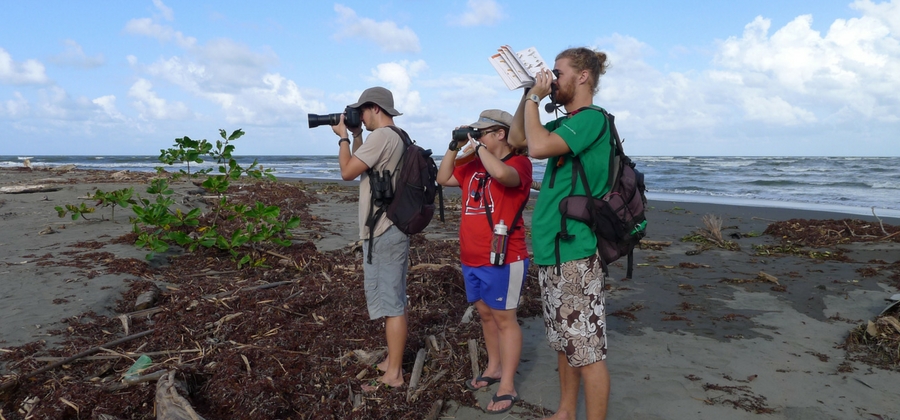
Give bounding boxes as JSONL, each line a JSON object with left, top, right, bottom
{"left": 509, "top": 47, "right": 613, "bottom": 420}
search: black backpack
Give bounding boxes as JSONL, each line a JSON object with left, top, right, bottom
{"left": 365, "top": 126, "right": 443, "bottom": 263}
{"left": 554, "top": 107, "right": 647, "bottom": 278}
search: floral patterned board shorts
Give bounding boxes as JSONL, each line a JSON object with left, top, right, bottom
{"left": 539, "top": 254, "right": 607, "bottom": 367}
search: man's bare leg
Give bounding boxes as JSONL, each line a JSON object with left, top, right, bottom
{"left": 544, "top": 351, "right": 580, "bottom": 420}
{"left": 380, "top": 313, "right": 407, "bottom": 387}
{"left": 581, "top": 360, "right": 609, "bottom": 419}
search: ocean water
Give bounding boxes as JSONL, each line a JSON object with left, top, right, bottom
{"left": 4, "top": 155, "right": 899, "bottom": 218}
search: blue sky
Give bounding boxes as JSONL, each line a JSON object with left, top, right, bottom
{"left": 1, "top": 0, "right": 898, "bottom": 157}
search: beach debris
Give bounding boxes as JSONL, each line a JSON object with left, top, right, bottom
{"left": 22, "top": 159, "right": 32, "bottom": 169}
{"left": 461, "top": 305, "right": 476, "bottom": 324}
{"left": 700, "top": 383, "right": 774, "bottom": 414}
{"left": 19, "top": 396, "right": 39, "bottom": 417}
{"left": 0, "top": 184, "right": 62, "bottom": 194}
{"left": 53, "top": 164, "right": 77, "bottom": 173}
{"left": 351, "top": 348, "right": 386, "bottom": 366}
{"left": 468, "top": 339, "right": 480, "bottom": 387}
{"left": 155, "top": 370, "right": 206, "bottom": 420}
{"left": 110, "top": 170, "right": 130, "bottom": 180}
{"left": 0, "top": 175, "right": 543, "bottom": 419}
{"left": 756, "top": 271, "right": 779, "bottom": 285}
{"left": 639, "top": 239, "right": 671, "bottom": 250}
{"left": 38, "top": 226, "right": 57, "bottom": 235}
{"left": 407, "top": 348, "right": 427, "bottom": 402}
{"left": 133, "top": 284, "right": 161, "bottom": 311}
{"left": 764, "top": 218, "right": 900, "bottom": 247}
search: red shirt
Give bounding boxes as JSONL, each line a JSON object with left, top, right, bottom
{"left": 452, "top": 154, "right": 533, "bottom": 266}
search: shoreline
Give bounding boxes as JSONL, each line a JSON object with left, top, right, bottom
{"left": 1, "top": 167, "right": 899, "bottom": 419}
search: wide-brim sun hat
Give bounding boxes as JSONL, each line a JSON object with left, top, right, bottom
{"left": 469, "top": 109, "right": 512, "bottom": 129}
{"left": 348, "top": 86, "right": 402, "bottom": 116}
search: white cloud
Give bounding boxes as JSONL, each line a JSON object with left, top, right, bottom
{"left": 333, "top": 4, "right": 420, "bottom": 53}
{"left": 128, "top": 78, "right": 192, "bottom": 120}
{"left": 0, "top": 48, "right": 51, "bottom": 85}
{"left": 92, "top": 95, "right": 125, "bottom": 121}
{"left": 153, "top": 0, "right": 174, "bottom": 21}
{"left": 712, "top": 8, "right": 900, "bottom": 123}
{"left": 453, "top": 0, "right": 505, "bottom": 26}
{"left": 1, "top": 92, "right": 30, "bottom": 117}
{"left": 592, "top": 0, "right": 900, "bottom": 154}
{"left": 49, "top": 40, "right": 105, "bottom": 69}
{"left": 367, "top": 60, "right": 427, "bottom": 115}
{"left": 135, "top": 38, "right": 324, "bottom": 124}
{"left": 124, "top": 17, "right": 196, "bottom": 49}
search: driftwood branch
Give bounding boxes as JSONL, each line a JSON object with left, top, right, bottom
{"left": 424, "top": 399, "right": 444, "bottom": 420}
{"left": 0, "top": 330, "right": 154, "bottom": 393}
{"left": 467, "top": 339, "right": 479, "bottom": 383}
{"left": 201, "top": 280, "right": 294, "bottom": 300}
{"left": 104, "top": 369, "right": 169, "bottom": 391}
{"left": 406, "top": 348, "right": 427, "bottom": 402}
{"left": 872, "top": 207, "right": 889, "bottom": 236}
{"left": 0, "top": 185, "right": 62, "bottom": 194}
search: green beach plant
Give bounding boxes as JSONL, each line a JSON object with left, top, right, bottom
{"left": 55, "top": 128, "right": 298, "bottom": 268}
{"left": 90, "top": 187, "right": 135, "bottom": 222}
{"left": 158, "top": 135, "right": 213, "bottom": 179}
{"left": 55, "top": 203, "right": 95, "bottom": 220}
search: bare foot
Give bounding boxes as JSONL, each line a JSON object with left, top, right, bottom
{"left": 379, "top": 372, "right": 405, "bottom": 389}
{"left": 376, "top": 359, "right": 388, "bottom": 372}
{"left": 542, "top": 410, "right": 575, "bottom": 420}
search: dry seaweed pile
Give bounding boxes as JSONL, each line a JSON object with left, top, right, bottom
{"left": 842, "top": 305, "right": 900, "bottom": 372}
{"left": 763, "top": 218, "right": 900, "bottom": 247}
{"left": 1, "top": 178, "right": 543, "bottom": 419}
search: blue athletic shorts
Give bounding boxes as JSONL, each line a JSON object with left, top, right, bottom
{"left": 461, "top": 259, "right": 529, "bottom": 310}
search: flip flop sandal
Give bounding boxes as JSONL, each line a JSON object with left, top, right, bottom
{"left": 486, "top": 393, "right": 519, "bottom": 415}
{"left": 464, "top": 375, "right": 500, "bottom": 391}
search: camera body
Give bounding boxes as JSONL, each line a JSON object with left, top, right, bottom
{"left": 451, "top": 127, "right": 483, "bottom": 143}
{"left": 308, "top": 106, "right": 362, "bottom": 129}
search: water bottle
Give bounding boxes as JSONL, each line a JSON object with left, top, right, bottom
{"left": 490, "top": 219, "right": 508, "bottom": 266}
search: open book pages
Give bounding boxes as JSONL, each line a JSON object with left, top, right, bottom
{"left": 488, "top": 46, "right": 553, "bottom": 90}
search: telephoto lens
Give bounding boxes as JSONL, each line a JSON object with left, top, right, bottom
{"left": 308, "top": 113, "right": 341, "bottom": 128}
{"left": 451, "top": 127, "right": 481, "bottom": 143}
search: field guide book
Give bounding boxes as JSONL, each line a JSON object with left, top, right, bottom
{"left": 488, "top": 45, "right": 553, "bottom": 90}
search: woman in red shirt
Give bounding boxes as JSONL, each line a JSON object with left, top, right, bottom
{"left": 436, "top": 109, "right": 533, "bottom": 414}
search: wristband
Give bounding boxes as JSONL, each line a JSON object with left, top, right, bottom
{"left": 474, "top": 142, "right": 486, "bottom": 155}
{"left": 338, "top": 138, "right": 350, "bottom": 146}
{"left": 448, "top": 140, "right": 461, "bottom": 152}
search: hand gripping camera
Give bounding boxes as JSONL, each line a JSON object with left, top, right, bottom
{"left": 308, "top": 106, "right": 362, "bottom": 129}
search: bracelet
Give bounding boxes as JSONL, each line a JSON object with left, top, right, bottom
{"left": 338, "top": 138, "right": 350, "bottom": 146}
{"left": 474, "top": 142, "right": 485, "bottom": 155}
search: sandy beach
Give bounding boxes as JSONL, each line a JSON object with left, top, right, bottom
{"left": 2, "top": 166, "right": 899, "bottom": 419}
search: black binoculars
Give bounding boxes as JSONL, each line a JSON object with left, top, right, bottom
{"left": 371, "top": 169, "right": 394, "bottom": 207}
{"left": 451, "top": 127, "right": 483, "bottom": 143}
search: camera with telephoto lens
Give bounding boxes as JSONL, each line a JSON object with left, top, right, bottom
{"left": 451, "top": 127, "right": 483, "bottom": 143}
{"left": 308, "top": 106, "right": 361, "bottom": 129}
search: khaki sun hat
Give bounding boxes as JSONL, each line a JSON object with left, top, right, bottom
{"left": 469, "top": 109, "right": 512, "bottom": 129}
{"left": 348, "top": 86, "right": 402, "bottom": 116}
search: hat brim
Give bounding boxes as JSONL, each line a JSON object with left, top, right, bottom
{"left": 347, "top": 101, "right": 402, "bottom": 116}
{"left": 469, "top": 121, "right": 507, "bottom": 129}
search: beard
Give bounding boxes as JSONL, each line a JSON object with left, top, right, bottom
{"left": 553, "top": 78, "right": 576, "bottom": 106}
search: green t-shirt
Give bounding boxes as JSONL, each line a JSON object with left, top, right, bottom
{"left": 532, "top": 106, "right": 613, "bottom": 266}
